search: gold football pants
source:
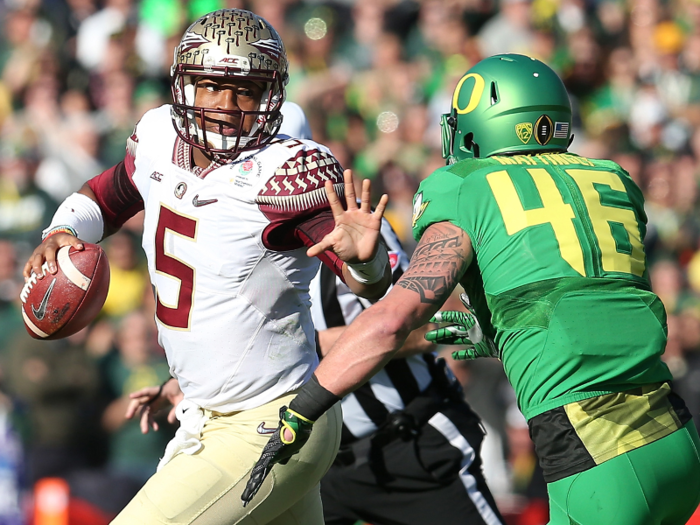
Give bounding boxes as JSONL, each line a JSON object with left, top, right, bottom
{"left": 112, "top": 392, "right": 342, "bottom": 525}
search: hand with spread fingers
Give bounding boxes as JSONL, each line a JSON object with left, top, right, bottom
{"left": 425, "top": 293, "right": 500, "bottom": 360}
{"left": 306, "top": 169, "right": 388, "bottom": 264}
{"left": 241, "top": 406, "right": 314, "bottom": 507}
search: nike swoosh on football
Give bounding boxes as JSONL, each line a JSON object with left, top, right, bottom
{"left": 31, "top": 277, "right": 57, "bottom": 321}
{"left": 257, "top": 422, "right": 278, "bottom": 435}
{"left": 192, "top": 195, "right": 218, "bottom": 207}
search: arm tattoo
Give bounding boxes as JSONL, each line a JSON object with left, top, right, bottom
{"left": 397, "top": 223, "right": 470, "bottom": 305}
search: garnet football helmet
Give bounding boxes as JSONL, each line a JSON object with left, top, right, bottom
{"left": 170, "top": 9, "right": 289, "bottom": 157}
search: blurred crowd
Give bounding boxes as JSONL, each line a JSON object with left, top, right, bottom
{"left": 0, "top": 0, "right": 699, "bottom": 523}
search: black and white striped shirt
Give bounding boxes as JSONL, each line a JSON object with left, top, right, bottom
{"left": 310, "top": 218, "right": 445, "bottom": 443}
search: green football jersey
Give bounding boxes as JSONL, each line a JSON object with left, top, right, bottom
{"left": 412, "top": 153, "right": 673, "bottom": 420}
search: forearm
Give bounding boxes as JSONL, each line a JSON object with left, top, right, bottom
{"left": 317, "top": 322, "right": 436, "bottom": 359}
{"left": 102, "top": 396, "right": 130, "bottom": 432}
{"left": 316, "top": 326, "right": 345, "bottom": 357}
{"left": 314, "top": 301, "right": 413, "bottom": 397}
{"left": 396, "top": 323, "right": 437, "bottom": 357}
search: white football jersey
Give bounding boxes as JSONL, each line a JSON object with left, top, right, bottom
{"left": 128, "top": 106, "right": 344, "bottom": 412}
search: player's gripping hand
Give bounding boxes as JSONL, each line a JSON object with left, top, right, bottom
{"left": 241, "top": 406, "right": 314, "bottom": 507}
{"left": 425, "top": 293, "right": 500, "bottom": 360}
{"left": 23, "top": 232, "right": 84, "bottom": 281}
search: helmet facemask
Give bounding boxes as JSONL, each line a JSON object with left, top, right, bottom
{"left": 171, "top": 66, "right": 285, "bottom": 156}
{"left": 441, "top": 111, "right": 480, "bottom": 164}
{"left": 169, "top": 9, "right": 289, "bottom": 159}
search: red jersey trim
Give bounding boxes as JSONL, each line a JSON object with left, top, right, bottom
{"left": 261, "top": 209, "right": 346, "bottom": 281}
{"left": 87, "top": 160, "right": 143, "bottom": 230}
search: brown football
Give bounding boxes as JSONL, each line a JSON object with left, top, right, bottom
{"left": 20, "top": 244, "right": 110, "bottom": 340}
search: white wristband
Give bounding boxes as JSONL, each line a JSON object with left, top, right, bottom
{"left": 347, "top": 246, "right": 389, "bottom": 285}
{"left": 42, "top": 192, "right": 104, "bottom": 244}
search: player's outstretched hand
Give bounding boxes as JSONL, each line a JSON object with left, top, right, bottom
{"left": 241, "top": 406, "right": 314, "bottom": 507}
{"left": 125, "top": 378, "right": 183, "bottom": 434}
{"left": 23, "top": 233, "right": 84, "bottom": 281}
{"left": 306, "top": 169, "right": 388, "bottom": 264}
{"left": 425, "top": 293, "right": 500, "bottom": 360}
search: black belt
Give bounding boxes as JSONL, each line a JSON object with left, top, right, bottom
{"left": 334, "top": 379, "right": 463, "bottom": 468}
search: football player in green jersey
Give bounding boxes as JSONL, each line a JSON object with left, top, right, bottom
{"left": 244, "top": 54, "right": 700, "bottom": 524}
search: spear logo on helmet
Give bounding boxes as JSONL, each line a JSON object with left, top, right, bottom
{"left": 179, "top": 32, "right": 209, "bottom": 54}
{"left": 252, "top": 38, "right": 283, "bottom": 61}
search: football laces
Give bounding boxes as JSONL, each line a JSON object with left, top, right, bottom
{"left": 19, "top": 261, "right": 49, "bottom": 304}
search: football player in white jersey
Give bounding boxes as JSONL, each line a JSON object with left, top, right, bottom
{"left": 22, "top": 9, "right": 391, "bottom": 525}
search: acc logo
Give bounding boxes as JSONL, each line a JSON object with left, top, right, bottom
{"left": 515, "top": 122, "right": 532, "bottom": 144}
{"left": 535, "top": 114, "right": 553, "bottom": 145}
{"left": 412, "top": 192, "right": 429, "bottom": 228}
{"left": 219, "top": 57, "right": 250, "bottom": 68}
{"left": 174, "top": 182, "right": 187, "bottom": 199}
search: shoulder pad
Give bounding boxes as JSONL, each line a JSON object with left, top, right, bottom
{"left": 256, "top": 143, "right": 344, "bottom": 215}
{"left": 127, "top": 105, "right": 173, "bottom": 157}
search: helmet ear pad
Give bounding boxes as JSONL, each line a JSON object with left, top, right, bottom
{"left": 463, "top": 132, "right": 480, "bottom": 158}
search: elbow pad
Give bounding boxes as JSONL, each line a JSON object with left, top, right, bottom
{"left": 42, "top": 193, "right": 104, "bottom": 243}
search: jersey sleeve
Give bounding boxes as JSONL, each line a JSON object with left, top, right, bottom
{"left": 411, "top": 165, "right": 466, "bottom": 242}
{"left": 257, "top": 140, "right": 345, "bottom": 251}
{"left": 86, "top": 125, "right": 143, "bottom": 230}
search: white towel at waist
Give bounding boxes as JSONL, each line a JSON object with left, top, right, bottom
{"left": 157, "top": 399, "right": 207, "bottom": 471}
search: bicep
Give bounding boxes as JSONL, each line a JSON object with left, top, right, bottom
{"left": 86, "top": 160, "right": 144, "bottom": 235}
{"left": 394, "top": 221, "right": 473, "bottom": 323}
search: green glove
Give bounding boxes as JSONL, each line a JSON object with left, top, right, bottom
{"left": 425, "top": 293, "right": 500, "bottom": 360}
{"left": 241, "top": 406, "right": 314, "bottom": 507}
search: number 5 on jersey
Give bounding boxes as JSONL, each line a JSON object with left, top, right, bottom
{"left": 155, "top": 205, "right": 198, "bottom": 329}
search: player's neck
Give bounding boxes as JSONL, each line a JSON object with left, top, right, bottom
{"left": 192, "top": 148, "right": 216, "bottom": 170}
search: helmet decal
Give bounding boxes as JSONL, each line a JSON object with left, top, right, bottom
{"left": 516, "top": 123, "right": 533, "bottom": 144}
{"left": 251, "top": 38, "right": 283, "bottom": 60}
{"left": 535, "top": 115, "right": 553, "bottom": 145}
{"left": 553, "top": 121, "right": 570, "bottom": 139}
{"left": 179, "top": 32, "right": 209, "bottom": 54}
{"left": 453, "top": 73, "right": 485, "bottom": 115}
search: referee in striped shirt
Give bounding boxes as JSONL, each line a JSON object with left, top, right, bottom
{"left": 310, "top": 216, "right": 504, "bottom": 525}
{"left": 282, "top": 103, "right": 504, "bottom": 525}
